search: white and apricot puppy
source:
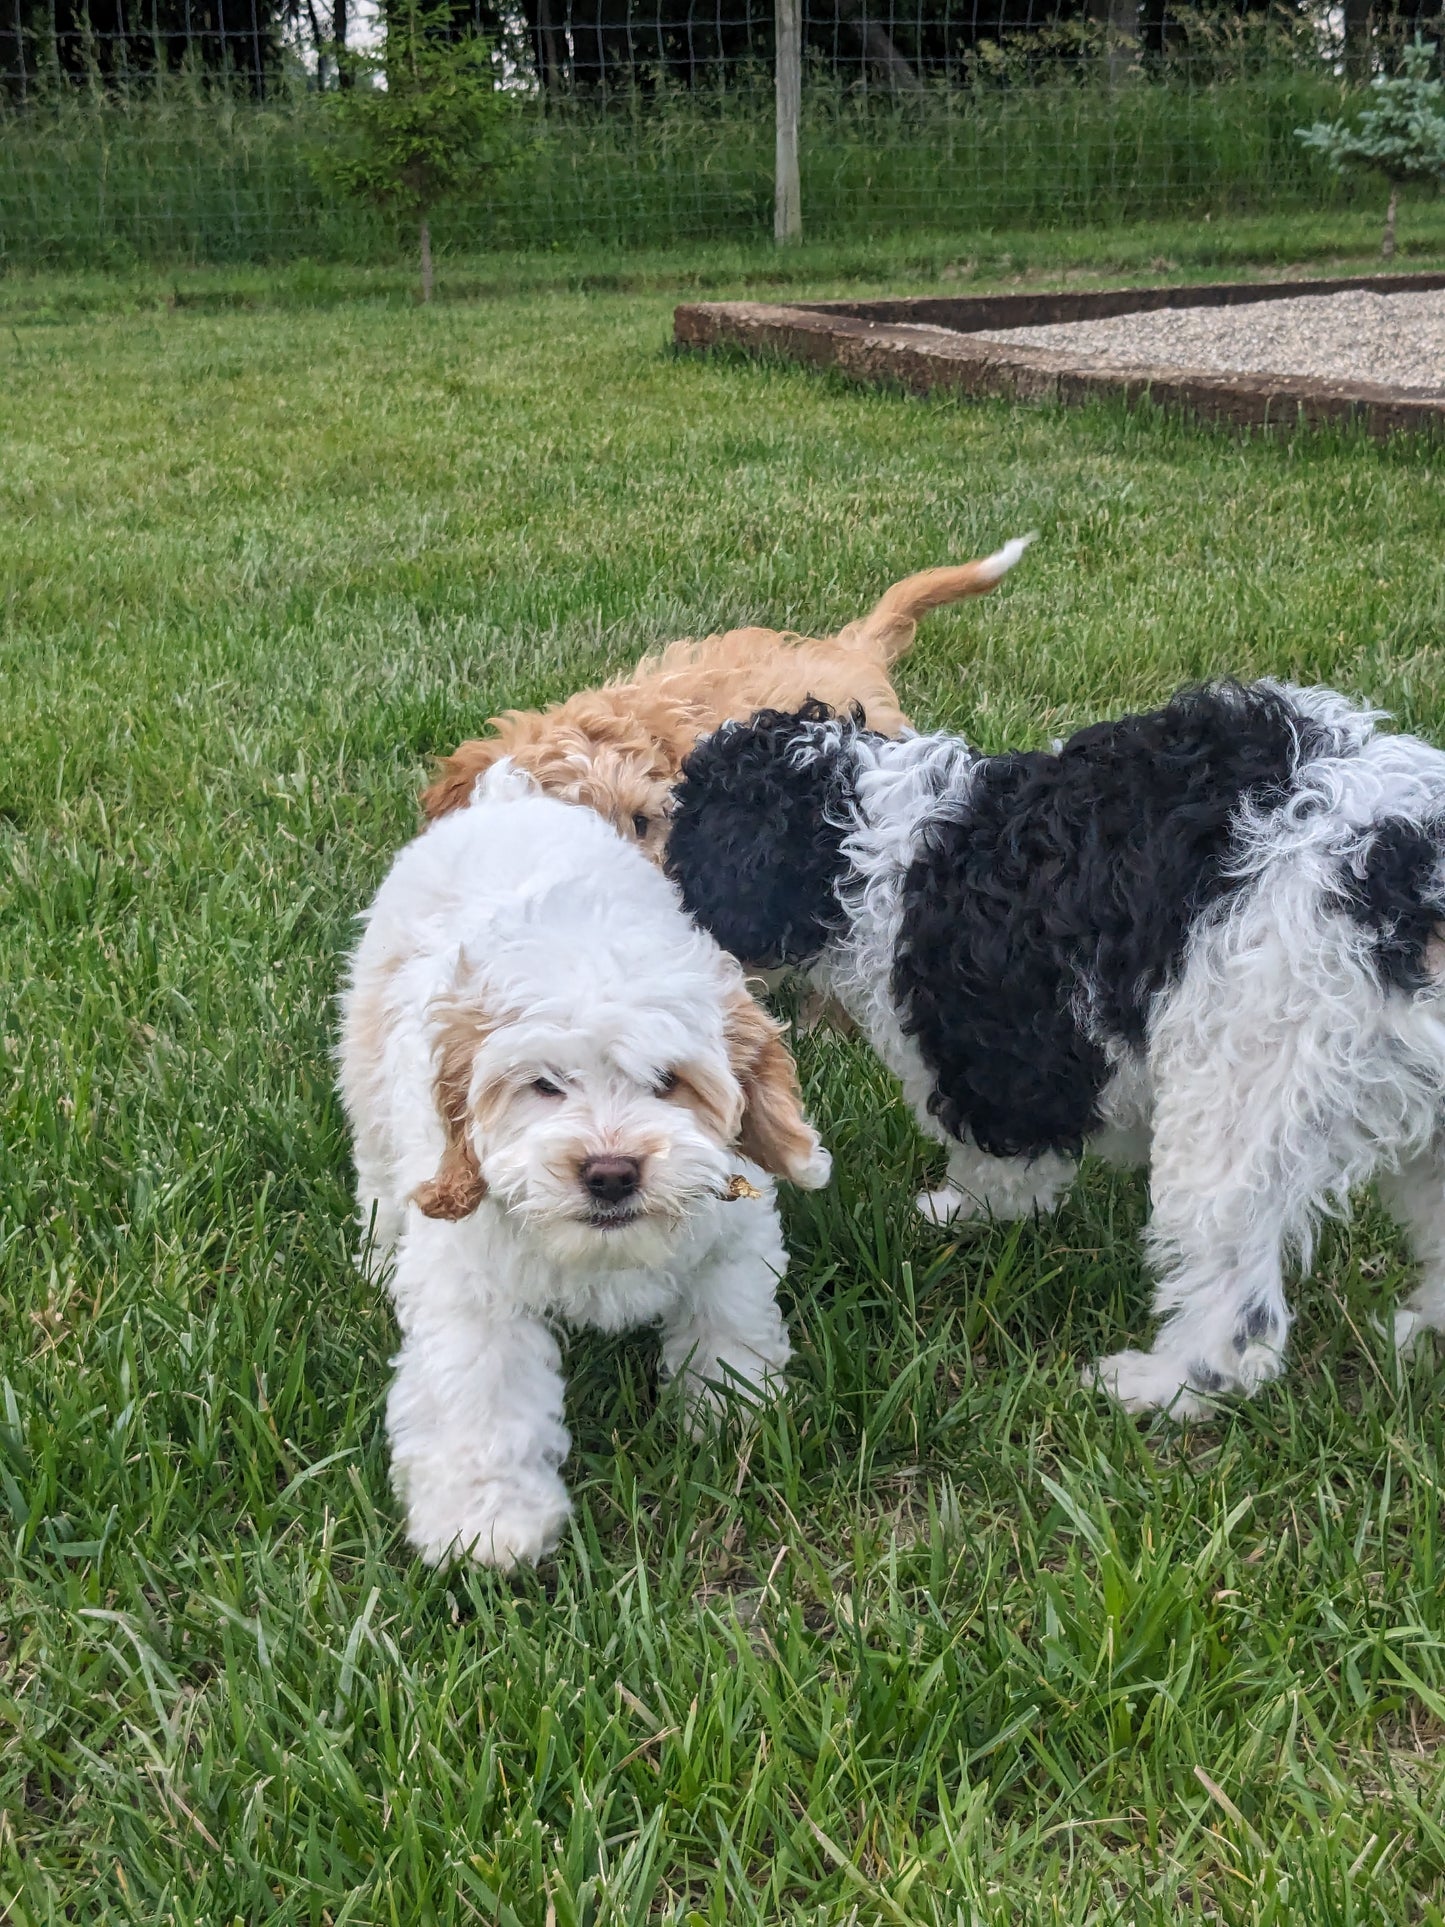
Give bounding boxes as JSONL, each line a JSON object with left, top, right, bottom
{"left": 337, "top": 768, "right": 829, "bottom": 1570}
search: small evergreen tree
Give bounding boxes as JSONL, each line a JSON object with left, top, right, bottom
{"left": 312, "top": 0, "right": 522, "bottom": 302}
{"left": 1297, "top": 38, "right": 1445, "bottom": 260}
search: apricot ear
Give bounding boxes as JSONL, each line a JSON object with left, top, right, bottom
{"left": 411, "top": 1024, "right": 488, "bottom": 1220}
{"left": 412, "top": 1144, "right": 486, "bottom": 1221}
{"left": 723, "top": 989, "right": 832, "bottom": 1190}
{"left": 420, "top": 735, "right": 510, "bottom": 821}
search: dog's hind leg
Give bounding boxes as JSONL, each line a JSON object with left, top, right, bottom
{"left": 1089, "top": 902, "right": 1403, "bottom": 1415}
{"left": 1380, "top": 1150, "right": 1445, "bottom": 1354}
{"left": 917, "top": 1140, "right": 1076, "bottom": 1228}
{"left": 1090, "top": 1049, "right": 1309, "bottom": 1418}
{"left": 1091, "top": 1229, "right": 1294, "bottom": 1419}
{"left": 1090, "top": 1026, "right": 1357, "bottom": 1418}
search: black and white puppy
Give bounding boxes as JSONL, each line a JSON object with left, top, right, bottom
{"left": 666, "top": 686, "right": 1445, "bottom": 1416}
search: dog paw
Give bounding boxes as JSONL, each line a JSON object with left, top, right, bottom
{"left": 792, "top": 1145, "right": 833, "bottom": 1191}
{"left": 679, "top": 1349, "right": 789, "bottom": 1436}
{"left": 1391, "top": 1306, "right": 1441, "bottom": 1356}
{"left": 407, "top": 1474, "right": 572, "bottom": 1572}
{"left": 1087, "top": 1349, "right": 1214, "bottom": 1419}
{"left": 1232, "top": 1341, "right": 1284, "bottom": 1394}
{"left": 916, "top": 1185, "right": 978, "bottom": 1227}
{"left": 916, "top": 1178, "right": 1067, "bottom": 1227}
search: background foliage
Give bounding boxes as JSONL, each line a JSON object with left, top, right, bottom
{"left": 0, "top": 2, "right": 1442, "bottom": 265}
{"left": 1299, "top": 34, "right": 1445, "bottom": 191}
{"left": 309, "top": 0, "right": 522, "bottom": 294}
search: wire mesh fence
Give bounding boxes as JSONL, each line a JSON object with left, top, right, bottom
{"left": 0, "top": 1, "right": 1438, "bottom": 266}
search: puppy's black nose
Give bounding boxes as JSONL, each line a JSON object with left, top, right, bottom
{"left": 581, "top": 1155, "right": 642, "bottom": 1204}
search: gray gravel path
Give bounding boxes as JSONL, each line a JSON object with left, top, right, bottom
{"left": 973, "top": 287, "right": 1445, "bottom": 395}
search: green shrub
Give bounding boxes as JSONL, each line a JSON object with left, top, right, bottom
{"left": 1297, "top": 38, "right": 1445, "bottom": 259}
{"left": 309, "top": 0, "right": 525, "bottom": 301}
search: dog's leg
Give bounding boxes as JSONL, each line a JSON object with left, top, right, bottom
{"left": 353, "top": 1151, "right": 405, "bottom": 1269}
{"left": 917, "top": 1141, "right": 1076, "bottom": 1228}
{"left": 385, "top": 1242, "right": 572, "bottom": 1569}
{"left": 1087, "top": 883, "right": 1429, "bottom": 1417}
{"left": 1090, "top": 1049, "right": 1314, "bottom": 1417}
{"left": 797, "top": 986, "right": 858, "bottom": 1037}
{"left": 1380, "top": 1151, "right": 1445, "bottom": 1354}
{"left": 745, "top": 964, "right": 855, "bottom": 1038}
{"left": 660, "top": 1200, "right": 791, "bottom": 1431}
{"left": 1091, "top": 883, "right": 1445, "bottom": 1415}
{"left": 1088, "top": 957, "right": 1351, "bottom": 1414}
{"left": 1090, "top": 1224, "right": 1293, "bottom": 1420}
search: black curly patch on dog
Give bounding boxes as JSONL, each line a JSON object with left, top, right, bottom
{"left": 1335, "top": 818, "right": 1445, "bottom": 992}
{"left": 894, "top": 683, "right": 1325, "bottom": 1159}
{"left": 667, "top": 702, "right": 864, "bottom": 969}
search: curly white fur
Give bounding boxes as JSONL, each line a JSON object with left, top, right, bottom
{"left": 338, "top": 769, "right": 829, "bottom": 1568}
{"left": 810, "top": 696, "right": 1445, "bottom": 1416}
{"left": 1105, "top": 716, "right": 1445, "bottom": 1415}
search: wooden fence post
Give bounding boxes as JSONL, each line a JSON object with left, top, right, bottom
{"left": 775, "top": 0, "right": 802, "bottom": 243}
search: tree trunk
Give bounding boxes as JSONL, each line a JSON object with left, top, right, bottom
{"left": 304, "top": 0, "right": 328, "bottom": 88}
{"left": 420, "top": 214, "right": 434, "bottom": 302}
{"left": 334, "top": 0, "right": 352, "bottom": 87}
{"left": 1382, "top": 182, "right": 1398, "bottom": 261}
{"left": 536, "top": 0, "right": 561, "bottom": 91}
{"left": 834, "top": 0, "right": 924, "bottom": 95}
{"left": 1343, "top": 0, "right": 1370, "bottom": 86}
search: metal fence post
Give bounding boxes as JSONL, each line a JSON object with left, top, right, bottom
{"left": 775, "top": 0, "right": 802, "bottom": 243}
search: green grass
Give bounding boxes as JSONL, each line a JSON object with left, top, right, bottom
{"left": 4, "top": 202, "right": 1445, "bottom": 323}
{"left": 3, "top": 238, "right": 1445, "bottom": 1923}
{"left": 0, "top": 65, "right": 1398, "bottom": 269}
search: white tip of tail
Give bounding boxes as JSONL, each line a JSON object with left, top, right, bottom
{"left": 976, "top": 530, "right": 1039, "bottom": 585}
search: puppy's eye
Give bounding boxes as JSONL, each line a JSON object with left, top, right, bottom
{"left": 632, "top": 814, "right": 650, "bottom": 839}
{"left": 532, "top": 1077, "right": 565, "bottom": 1098}
{"left": 654, "top": 1070, "right": 680, "bottom": 1096}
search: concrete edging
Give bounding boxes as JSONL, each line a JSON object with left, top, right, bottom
{"left": 673, "top": 274, "right": 1445, "bottom": 438}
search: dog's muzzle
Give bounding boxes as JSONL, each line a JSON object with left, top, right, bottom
{"left": 579, "top": 1154, "right": 647, "bottom": 1229}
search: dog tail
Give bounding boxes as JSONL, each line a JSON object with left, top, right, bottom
{"left": 836, "top": 532, "right": 1037, "bottom": 663}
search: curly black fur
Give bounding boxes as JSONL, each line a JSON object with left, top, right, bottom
{"left": 667, "top": 702, "right": 865, "bottom": 969}
{"left": 1335, "top": 818, "right": 1445, "bottom": 992}
{"left": 894, "top": 683, "right": 1326, "bottom": 1160}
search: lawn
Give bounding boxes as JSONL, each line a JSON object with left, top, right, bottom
{"left": 3, "top": 231, "right": 1445, "bottom": 1925}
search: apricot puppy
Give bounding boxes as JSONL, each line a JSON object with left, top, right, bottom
{"left": 421, "top": 539, "right": 1033, "bottom": 857}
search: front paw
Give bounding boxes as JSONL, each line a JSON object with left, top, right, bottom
{"left": 792, "top": 1143, "right": 832, "bottom": 1191}
{"left": 916, "top": 1185, "right": 979, "bottom": 1227}
{"left": 1392, "top": 1305, "right": 1444, "bottom": 1356}
{"left": 680, "top": 1356, "right": 789, "bottom": 1437}
{"left": 405, "top": 1473, "right": 572, "bottom": 1571}
{"left": 1087, "top": 1348, "right": 1213, "bottom": 1420}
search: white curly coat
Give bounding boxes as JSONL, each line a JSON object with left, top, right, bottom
{"left": 338, "top": 771, "right": 830, "bottom": 1568}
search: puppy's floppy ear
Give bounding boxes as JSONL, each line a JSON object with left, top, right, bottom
{"left": 421, "top": 734, "right": 512, "bottom": 821}
{"left": 724, "top": 988, "right": 831, "bottom": 1190}
{"left": 412, "top": 1021, "right": 488, "bottom": 1220}
{"left": 666, "top": 701, "right": 861, "bottom": 970}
